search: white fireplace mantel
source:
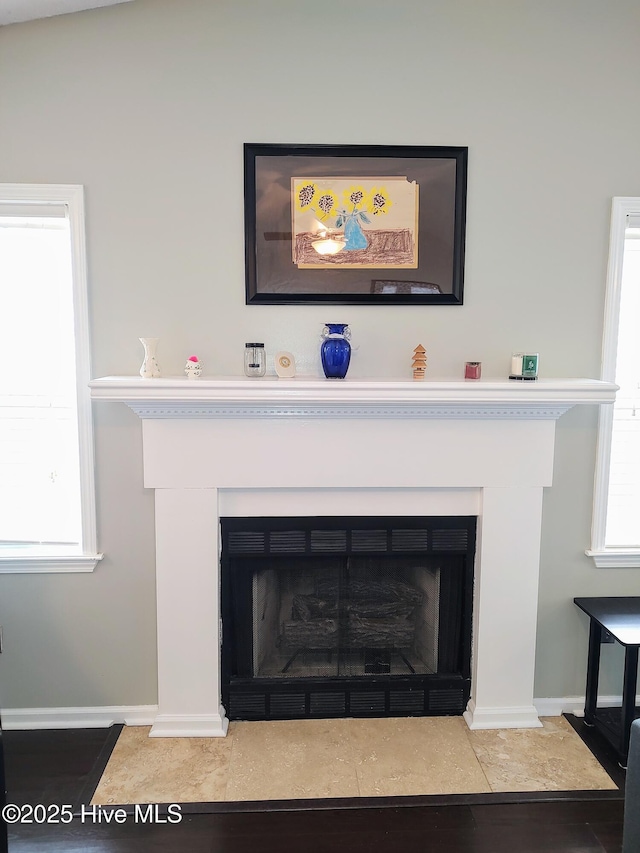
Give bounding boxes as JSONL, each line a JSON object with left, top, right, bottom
{"left": 89, "top": 376, "right": 615, "bottom": 420}
{"left": 90, "top": 376, "right": 616, "bottom": 738}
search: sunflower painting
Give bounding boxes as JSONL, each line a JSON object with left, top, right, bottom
{"left": 291, "top": 177, "right": 419, "bottom": 268}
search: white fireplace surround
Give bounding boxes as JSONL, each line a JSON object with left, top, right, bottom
{"left": 90, "top": 376, "right": 616, "bottom": 737}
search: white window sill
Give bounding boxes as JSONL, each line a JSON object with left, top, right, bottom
{"left": 0, "top": 549, "right": 103, "bottom": 573}
{"left": 585, "top": 549, "right": 640, "bottom": 568}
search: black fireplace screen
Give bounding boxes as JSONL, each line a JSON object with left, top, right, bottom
{"left": 221, "top": 516, "right": 475, "bottom": 721}
{"left": 253, "top": 557, "right": 440, "bottom": 678}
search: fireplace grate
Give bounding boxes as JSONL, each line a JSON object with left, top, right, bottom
{"left": 310, "top": 530, "right": 348, "bottom": 552}
{"left": 432, "top": 529, "right": 469, "bottom": 552}
{"left": 228, "top": 531, "right": 265, "bottom": 553}
{"left": 226, "top": 678, "right": 469, "bottom": 721}
{"left": 391, "top": 529, "right": 430, "bottom": 552}
{"left": 224, "top": 517, "right": 474, "bottom": 557}
{"left": 270, "top": 531, "right": 307, "bottom": 552}
{"left": 428, "top": 688, "right": 466, "bottom": 712}
{"left": 389, "top": 690, "right": 425, "bottom": 714}
{"left": 351, "top": 530, "right": 387, "bottom": 551}
{"left": 270, "top": 693, "right": 307, "bottom": 716}
{"left": 229, "top": 693, "right": 266, "bottom": 719}
{"left": 310, "top": 692, "right": 346, "bottom": 715}
{"left": 350, "top": 691, "right": 386, "bottom": 714}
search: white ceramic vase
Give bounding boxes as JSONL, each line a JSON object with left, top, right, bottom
{"left": 139, "top": 337, "right": 161, "bottom": 378}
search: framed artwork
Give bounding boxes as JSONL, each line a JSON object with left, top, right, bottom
{"left": 244, "top": 143, "right": 467, "bottom": 305}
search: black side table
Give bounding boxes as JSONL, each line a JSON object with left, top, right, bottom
{"left": 574, "top": 596, "right": 640, "bottom": 767}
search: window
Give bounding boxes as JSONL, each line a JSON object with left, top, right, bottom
{"left": 0, "top": 184, "right": 101, "bottom": 572}
{"left": 588, "top": 197, "right": 640, "bottom": 567}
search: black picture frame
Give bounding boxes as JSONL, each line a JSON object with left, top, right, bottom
{"left": 244, "top": 143, "right": 467, "bottom": 305}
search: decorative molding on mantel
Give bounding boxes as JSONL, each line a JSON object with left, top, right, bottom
{"left": 89, "top": 376, "right": 617, "bottom": 420}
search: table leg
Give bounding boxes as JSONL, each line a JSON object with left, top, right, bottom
{"left": 584, "top": 619, "right": 602, "bottom": 723}
{"left": 621, "top": 644, "right": 639, "bottom": 761}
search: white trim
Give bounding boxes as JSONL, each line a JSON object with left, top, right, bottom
{"left": 534, "top": 697, "right": 587, "bottom": 717}
{"left": 67, "top": 185, "right": 100, "bottom": 562}
{"left": 463, "top": 699, "right": 543, "bottom": 730}
{"left": 3, "top": 698, "right": 639, "bottom": 730}
{"left": 89, "top": 376, "right": 617, "bottom": 421}
{"left": 584, "top": 549, "right": 640, "bottom": 568}
{"left": 220, "top": 488, "right": 482, "bottom": 518}
{"left": 534, "top": 694, "right": 640, "bottom": 718}
{"left": 0, "top": 704, "right": 157, "bottom": 730}
{"left": 0, "top": 553, "right": 103, "bottom": 573}
{"left": 0, "top": 184, "right": 100, "bottom": 573}
{"left": 589, "top": 196, "right": 640, "bottom": 565}
{"left": 129, "top": 405, "right": 577, "bottom": 420}
{"left": 149, "top": 711, "right": 229, "bottom": 739}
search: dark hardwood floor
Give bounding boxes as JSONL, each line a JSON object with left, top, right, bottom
{"left": 1, "top": 719, "right": 626, "bottom": 852}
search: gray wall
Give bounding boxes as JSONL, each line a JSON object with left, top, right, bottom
{"left": 1, "top": 0, "right": 639, "bottom": 710}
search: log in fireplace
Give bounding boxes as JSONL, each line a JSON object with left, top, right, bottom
{"left": 221, "top": 515, "right": 475, "bottom": 721}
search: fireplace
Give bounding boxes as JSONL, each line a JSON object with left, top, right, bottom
{"left": 221, "top": 515, "right": 475, "bottom": 720}
{"left": 89, "top": 375, "right": 616, "bottom": 736}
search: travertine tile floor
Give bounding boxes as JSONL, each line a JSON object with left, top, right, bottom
{"left": 91, "top": 715, "right": 617, "bottom": 805}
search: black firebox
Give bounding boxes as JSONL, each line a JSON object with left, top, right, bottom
{"left": 221, "top": 516, "right": 475, "bottom": 721}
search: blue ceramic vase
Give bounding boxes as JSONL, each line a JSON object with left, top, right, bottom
{"left": 321, "top": 324, "right": 351, "bottom": 379}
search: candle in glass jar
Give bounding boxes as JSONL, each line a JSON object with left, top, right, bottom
{"left": 510, "top": 352, "right": 539, "bottom": 380}
{"left": 244, "top": 342, "right": 266, "bottom": 377}
{"left": 510, "top": 354, "right": 524, "bottom": 376}
{"left": 465, "top": 361, "right": 481, "bottom": 380}
{"left": 522, "top": 353, "right": 539, "bottom": 378}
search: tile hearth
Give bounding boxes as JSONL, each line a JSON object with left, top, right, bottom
{"left": 91, "top": 716, "right": 616, "bottom": 805}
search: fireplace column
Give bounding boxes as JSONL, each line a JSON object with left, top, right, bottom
{"left": 150, "top": 487, "right": 228, "bottom": 737}
{"left": 464, "top": 486, "right": 544, "bottom": 729}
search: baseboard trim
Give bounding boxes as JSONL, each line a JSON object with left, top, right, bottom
{"left": 0, "top": 705, "right": 158, "bottom": 730}
{"left": 533, "top": 694, "right": 640, "bottom": 718}
{"left": 149, "top": 711, "right": 229, "bottom": 738}
{"left": 2, "top": 696, "right": 638, "bottom": 732}
{"left": 464, "top": 700, "right": 543, "bottom": 729}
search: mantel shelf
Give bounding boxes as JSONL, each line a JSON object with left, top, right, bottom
{"left": 89, "top": 376, "right": 617, "bottom": 420}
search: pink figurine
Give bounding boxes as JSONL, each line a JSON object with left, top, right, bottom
{"left": 184, "top": 355, "right": 202, "bottom": 379}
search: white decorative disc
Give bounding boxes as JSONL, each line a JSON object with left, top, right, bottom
{"left": 274, "top": 351, "right": 296, "bottom": 378}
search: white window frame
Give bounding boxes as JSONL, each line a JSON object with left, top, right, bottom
{"left": 587, "top": 196, "right": 640, "bottom": 568}
{"left": 0, "top": 184, "right": 102, "bottom": 573}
